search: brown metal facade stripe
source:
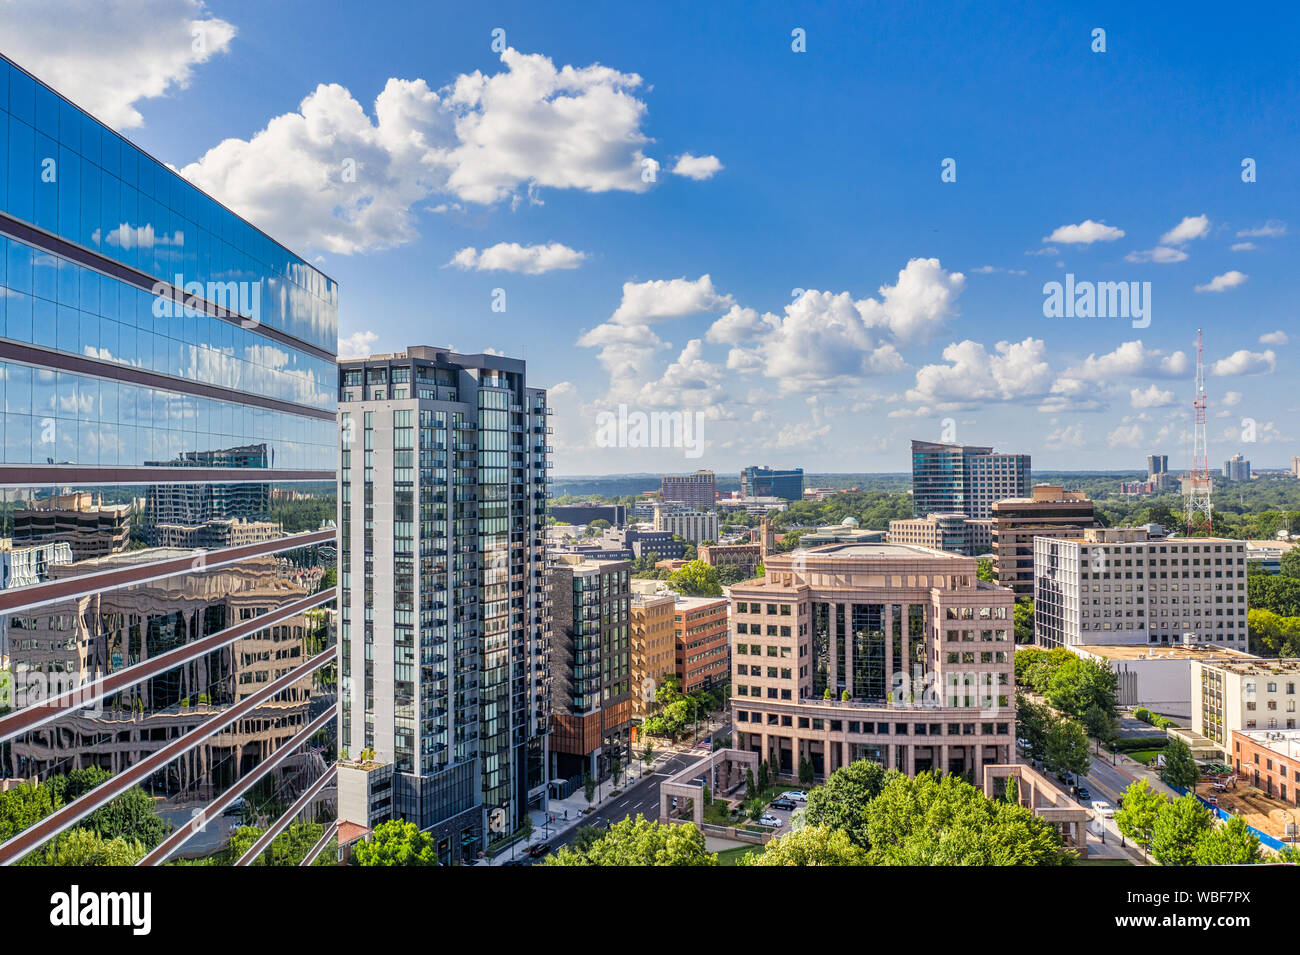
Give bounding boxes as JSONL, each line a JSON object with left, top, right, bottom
{"left": 141, "top": 707, "right": 338, "bottom": 866}
{"left": 0, "top": 212, "right": 337, "bottom": 363}
{"left": 0, "top": 587, "right": 335, "bottom": 744}
{"left": 0, "top": 649, "right": 336, "bottom": 865}
{"left": 0, "top": 339, "right": 336, "bottom": 421}
{"left": 0, "top": 465, "right": 334, "bottom": 488}
{"left": 0, "top": 528, "right": 335, "bottom": 615}
{"left": 234, "top": 764, "right": 338, "bottom": 866}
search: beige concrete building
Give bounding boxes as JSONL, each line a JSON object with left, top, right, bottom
{"left": 1035, "top": 527, "right": 1248, "bottom": 650}
{"left": 728, "top": 542, "right": 1016, "bottom": 780}
{"left": 653, "top": 506, "right": 719, "bottom": 543}
{"left": 1192, "top": 657, "right": 1300, "bottom": 756}
{"left": 992, "top": 485, "right": 1096, "bottom": 596}
{"left": 631, "top": 593, "right": 677, "bottom": 716}
{"left": 888, "top": 513, "right": 992, "bottom": 556}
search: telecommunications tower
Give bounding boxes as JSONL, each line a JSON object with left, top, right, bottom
{"left": 1184, "top": 328, "right": 1213, "bottom": 535}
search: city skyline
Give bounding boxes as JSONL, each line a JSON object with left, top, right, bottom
{"left": 0, "top": 0, "right": 1293, "bottom": 474}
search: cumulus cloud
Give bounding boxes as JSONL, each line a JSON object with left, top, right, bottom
{"left": 339, "top": 330, "right": 378, "bottom": 359}
{"left": 1061, "top": 340, "right": 1190, "bottom": 381}
{"left": 706, "top": 305, "right": 779, "bottom": 345}
{"left": 906, "top": 338, "right": 1052, "bottom": 408}
{"left": 1108, "top": 423, "right": 1144, "bottom": 448}
{"left": 671, "top": 153, "right": 724, "bottom": 180}
{"left": 1125, "top": 246, "right": 1187, "bottom": 264}
{"left": 182, "top": 48, "right": 709, "bottom": 255}
{"left": 1160, "top": 214, "right": 1210, "bottom": 245}
{"left": 1236, "top": 220, "right": 1286, "bottom": 238}
{"left": 608, "top": 275, "right": 734, "bottom": 325}
{"left": 447, "top": 241, "right": 586, "bottom": 274}
{"left": 1221, "top": 390, "right": 1242, "bottom": 407}
{"left": 1231, "top": 242, "right": 1256, "bottom": 252}
{"left": 1259, "top": 330, "right": 1290, "bottom": 346}
{"left": 0, "top": 0, "right": 235, "bottom": 130}
{"left": 1043, "top": 220, "right": 1125, "bottom": 245}
{"left": 856, "top": 257, "right": 966, "bottom": 343}
{"left": 1211, "top": 349, "right": 1275, "bottom": 376}
{"left": 1044, "top": 423, "right": 1085, "bottom": 450}
{"left": 1130, "top": 384, "right": 1176, "bottom": 409}
{"left": 1194, "top": 270, "right": 1248, "bottom": 293}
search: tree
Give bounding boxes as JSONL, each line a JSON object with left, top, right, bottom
{"left": 1160, "top": 737, "right": 1199, "bottom": 792}
{"left": 744, "top": 825, "right": 870, "bottom": 866}
{"left": 1016, "top": 694, "right": 1051, "bottom": 762}
{"left": 976, "top": 557, "right": 995, "bottom": 583}
{"left": 29, "top": 828, "right": 147, "bottom": 866}
{"left": 611, "top": 757, "right": 623, "bottom": 788}
{"left": 1013, "top": 598, "right": 1035, "bottom": 644}
{"left": 754, "top": 561, "right": 765, "bottom": 578}
{"left": 804, "top": 759, "right": 890, "bottom": 849}
{"left": 840, "top": 689, "right": 851, "bottom": 702}
{"left": 1005, "top": 776, "right": 1019, "bottom": 804}
{"left": 1280, "top": 546, "right": 1300, "bottom": 580}
{"left": 798, "top": 758, "right": 814, "bottom": 786}
{"left": 542, "top": 816, "right": 717, "bottom": 866}
{"left": 583, "top": 773, "right": 597, "bottom": 805}
{"left": 1193, "top": 817, "right": 1261, "bottom": 865}
{"left": 353, "top": 820, "right": 439, "bottom": 866}
{"left": 863, "top": 772, "right": 1069, "bottom": 866}
{"left": 757, "top": 761, "right": 770, "bottom": 793}
{"left": 570, "top": 825, "right": 605, "bottom": 854}
{"left": 745, "top": 769, "right": 756, "bottom": 802}
{"left": 1151, "top": 794, "right": 1212, "bottom": 866}
{"left": 1043, "top": 717, "right": 1091, "bottom": 781}
{"left": 641, "top": 741, "right": 655, "bottom": 768}
{"left": 589, "top": 519, "right": 611, "bottom": 532}
{"left": 666, "top": 560, "right": 722, "bottom": 597}
{"left": 0, "top": 782, "right": 57, "bottom": 843}
{"left": 1115, "top": 779, "right": 1164, "bottom": 857}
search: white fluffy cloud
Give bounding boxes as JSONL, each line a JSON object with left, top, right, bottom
{"left": 0, "top": 0, "right": 235, "bottom": 130}
{"left": 705, "top": 305, "right": 779, "bottom": 345}
{"left": 1160, "top": 214, "right": 1210, "bottom": 245}
{"left": 906, "top": 338, "right": 1051, "bottom": 408}
{"left": 608, "top": 275, "right": 734, "bottom": 325}
{"left": 1236, "top": 220, "right": 1286, "bottom": 238}
{"left": 1061, "top": 340, "right": 1189, "bottom": 381}
{"left": 857, "top": 258, "right": 966, "bottom": 343}
{"left": 1195, "top": 270, "right": 1248, "bottom": 293}
{"left": 182, "top": 48, "right": 711, "bottom": 254}
{"left": 1130, "top": 384, "right": 1176, "bottom": 409}
{"left": 1124, "top": 246, "right": 1188, "bottom": 264}
{"left": 1108, "top": 423, "right": 1144, "bottom": 448}
{"left": 339, "top": 330, "right": 378, "bottom": 359}
{"left": 1259, "top": 330, "right": 1290, "bottom": 346}
{"left": 1043, "top": 220, "right": 1125, "bottom": 244}
{"left": 447, "top": 241, "right": 586, "bottom": 274}
{"left": 671, "top": 153, "right": 724, "bottom": 180}
{"left": 1211, "top": 349, "right": 1275, "bottom": 376}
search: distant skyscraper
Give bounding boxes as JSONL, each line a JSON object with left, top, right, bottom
{"left": 740, "top": 466, "right": 804, "bottom": 501}
{"left": 1223, "top": 453, "right": 1251, "bottom": 482}
{"left": 337, "top": 347, "right": 551, "bottom": 861}
{"left": 1147, "top": 454, "right": 1168, "bottom": 479}
{"left": 909, "top": 440, "right": 1030, "bottom": 519}
{"left": 661, "top": 469, "right": 716, "bottom": 508}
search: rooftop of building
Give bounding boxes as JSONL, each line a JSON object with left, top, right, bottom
{"left": 674, "top": 595, "right": 728, "bottom": 611}
{"left": 1191, "top": 656, "right": 1300, "bottom": 676}
{"left": 781, "top": 541, "right": 970, "bottom": 561}
{"left": 551, "top": 553, "right": 630, "bottom": 573}
{"left": 1072, "top": 643, "right": 1260, "bottom": 662}
{"left": 1235, "top": 728, "right": 1300, "bottom": 760}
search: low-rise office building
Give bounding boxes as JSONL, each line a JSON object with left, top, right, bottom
{"left": 1193, "top": 657, "right": 1300, "bottom": 755}
{"left": 653, "top": 507, "right": 719, "bottom": 544}
{"left": 631, "top": 593, "right": 677, "bottom": 716}
{"left": 1231, "top": 729, "right": 1300, "bottom": 806}
{"left": 675, "top": 596, "right": 729, "bottom": 694}
{"left": 888, "top": 513, "right": 993, "bottom": 556}
{"left": 728, "top": 543, "right": 1015, "bottom": 780}
{"left": 1035, "top": 527, "right": 1249, "bottom": 650}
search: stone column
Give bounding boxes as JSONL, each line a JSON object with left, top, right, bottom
{"left": 841, "top": 739, "right": 851, "bottom": 771}
{"left": 940, "top": 743, "right": 949, "bottom": 776}
{"left": 904, "top": 742, "right": 915, "bottom": 776}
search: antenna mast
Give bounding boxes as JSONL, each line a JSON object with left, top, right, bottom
{"left": 1185, "top": 328, "right": 1213, "bottom": 535}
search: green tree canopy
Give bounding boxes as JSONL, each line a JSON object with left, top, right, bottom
{"left": 1193, "top": 817, "right": 1262, "bottom": 865}
{"left": 862, "top": 772, "right": 1069, "bottom": 866}
{"left": 352, "top": 820, "right": 440, "bottom": 866}
{"left": 1114, "top": 779, "right": 1164, "bottom": 855}
{"left": 744, "top": 825, "right": 870, "bottom": 866}
{"left": 1159, "top": 737, "right": 1199, "bottom": 792}
{"left": 1151, "top": 793, "right": 1213, "bottom": 866}
{"left": 1043, "top": 717, "right": 1091, "bottom": 780}
{"left": 666, "top": 560, "right": 722, "bottom": 597}
{"left": 804, "top": 759, "right": 892, "bottom": 849}
{"left": 542, "top": 816, "right": 717, "bottom": 866}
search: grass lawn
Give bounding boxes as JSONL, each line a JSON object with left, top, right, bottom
{"left": 716, "top": 845, "right": 762, "bottom": 866}
{"left": 1126, "top": 749, "right": 1164, "bottom": 765}
{"left": 1077, "top": 858, "right": 1134, "bottom": 866}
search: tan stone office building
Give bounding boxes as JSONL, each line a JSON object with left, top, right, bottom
{"left": 728, "top": 542, "right": 1016, "bottom": 780}
{"left": 631, "top": 592, "right": 676, "bottom": 716}
{"left": 991, "top": 485, "right": 1096, "bottom": 596}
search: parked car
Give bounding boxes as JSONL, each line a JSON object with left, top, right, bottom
{"left": 758, "top": 814, "right": 783, "bottom": 828}
{"left": 769, "top": 798, "right": 796, "bottom": 811}
{"left": 526, "top": 843, "right": 552, "bottom": 859}
{"left": 1091, "top": 801, "right": 1115, "bottom": 819}
{"left": 780, "top": 791, "right": 808, "bottom": 803}
{"left": 1072, "top": 785, "right": 1092, "bottom": 802}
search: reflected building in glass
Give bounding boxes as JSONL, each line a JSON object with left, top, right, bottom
{"left": 337, "top": 347, "right": 551, "bottom": 863}
{"left": 0, "top": 53, "right": 338, "bottom": 866}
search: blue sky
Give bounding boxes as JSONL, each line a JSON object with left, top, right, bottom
{"left": 3, "top": 0, "right": 1296, "bottom": 474}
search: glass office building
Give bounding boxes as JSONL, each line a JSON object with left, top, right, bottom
{"left": 0, "top": 54, "right": 338, "bottom": 865}
{"left": 910, "top": 440, "right": 1031, "bottom": 519}
{"left": 739, "top": 466, "right": 804, "bottom": 502}
{"left": 337, "top": 347, "right": 551, "bottom": 861}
